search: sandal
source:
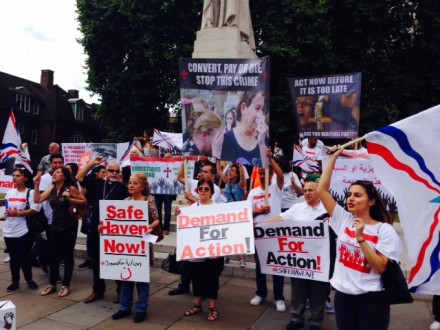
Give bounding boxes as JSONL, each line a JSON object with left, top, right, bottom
{"left": 183, "top": 304, "right": 203, "bottom": 316}
{"left": 58, "top": 286, "right": 69, "bottom": 297}
{"left": 207, "top": 307, "right": 219, "bottom": 321}
{"left": 41, "top": 285, "right": 57, "bottom": 296}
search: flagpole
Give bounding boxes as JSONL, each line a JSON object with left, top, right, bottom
{"left": 333, "top": 136, "right": 366, "bottom": 151}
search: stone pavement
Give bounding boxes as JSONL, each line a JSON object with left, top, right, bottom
{"left": 0, "top": 255, "right": 435, "bottom": 330}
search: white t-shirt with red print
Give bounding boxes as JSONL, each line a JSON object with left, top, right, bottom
{"left": 4, "top": 189, "right": 41, "bottom": 238}
{"left": 329, "top": 204, "right": 402, "bottom": 295}
{"left": 247, "top": 182, "right": 282, "bottom": 223}
{"left": 188, "top": 179, "right": 222, "bottom": 203}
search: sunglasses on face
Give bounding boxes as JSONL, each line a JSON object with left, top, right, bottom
{"left": 107, "top": 169, "right": 120, "bottom": 174}
{"left": 197, "top": 187, "right": 211, "bottom": 192}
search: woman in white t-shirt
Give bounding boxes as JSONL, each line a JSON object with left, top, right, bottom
{"left": 3, "top": 167, "right": 40, "bottom": 292}
{"left": 317, "top": 146, "right": 402, "bottom": 330}
{"left": 273, "top": 156, "right": 303, "bottom": 212}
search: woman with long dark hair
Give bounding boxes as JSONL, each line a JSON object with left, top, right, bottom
{"left": 317, "top": 146, "right": 402, "bottom": 330}
{"left": 34, "top": 167, "right": 86, "bottom": 298}
{"left": 3, "top": 167, "right": 39, "bottom": 292}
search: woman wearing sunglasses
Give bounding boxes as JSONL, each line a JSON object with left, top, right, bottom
{"left": 317, "top": 146, "right": 402, "bottom": 330}
{"left": 3, "top": 167, "right": 40, "bottom": 292}
{"left": 34, "top": 167, "right": 86, "bottom": 298}
{"left": 174, "top": 178, "right": 224, "bottom": 322}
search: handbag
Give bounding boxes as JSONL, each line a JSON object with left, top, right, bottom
{"left": 381, "top": 259, "right": 413, "bottom": 305}
{"left": 25, "top": 189, "right": 48, "bottom": 234}
{"left": 80, "top": 209, "right": 92, "bottom": 234}
{"left": 68, "top": 204, "right": 88, "bottom": 221}
{"left": 162, "top": 249, "right": 182, "bottom": 274}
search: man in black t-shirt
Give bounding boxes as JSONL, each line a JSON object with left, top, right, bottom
{"left": 76, "top": 156, "right": 129, "bottom": 304}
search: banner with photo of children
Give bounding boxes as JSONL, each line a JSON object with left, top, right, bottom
{"left": 288, "top": 72, "right": 362, "bottom": 139}
{"left": 179, "top": 57, "right": 271, "bottom": 168}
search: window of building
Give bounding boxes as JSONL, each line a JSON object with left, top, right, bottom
{"left": 16, "top": 93, "right": 31, "bottom": 112}
{"left": 33, "top": 102, "right": 39, "bottom": 115}
{"left": 72, "top": 131, "right": 83, "bottom": 143}
{"left": 70, "top": 103, "right": 84, "bottom": 121}
{"left": 31, "top": 130, "right": 38, "bottom": 145}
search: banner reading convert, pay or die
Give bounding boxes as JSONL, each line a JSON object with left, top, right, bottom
{"left": 322, "top": 150, "right": 397, "bottom": 214}
{"left": 99, "top": 200, "right": 150, "bottom": 283}
{"left": 62, "top": 142, "right": 130, "bottom": 166}
{"left": 288, "top": 72, "right": 362, "bottom": 139}
{"left": 179, "top": 57, "right": 271, "bottom": 168}
{"left": 176, "top": 200, "right": 255, "bottom": 261}
{"left": 130, "top": 156, "right": 196, "bottom": 195}
{"left": 255, "top": 221, "right": 330, "bottom": 282}
{"left": 0, "top": 174, "right": 13, "bottom": 219}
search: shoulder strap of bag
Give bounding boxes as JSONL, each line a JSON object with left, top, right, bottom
{"left": 25, "top": 188, "right": 30, "bottom": 208}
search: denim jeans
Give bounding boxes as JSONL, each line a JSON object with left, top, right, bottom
{"left": 120, "top": 281, "right": 150, "bottom": 312}
{"left": 154, "top": 194, "right": 175, "bottom": 231}
{"left": 4, "top": 232, "right": 33, "bottom": 283}
{"left": 254, "top": 250, "right": 284, "bottom": 300}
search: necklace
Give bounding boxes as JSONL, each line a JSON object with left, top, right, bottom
{"left": 102, "top": 181, "right": 117, "bottom": 200}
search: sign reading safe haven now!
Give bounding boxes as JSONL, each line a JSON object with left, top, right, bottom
{"left": 176, "top": 201, "right": 255, "bottom": 261}
{"left": 99, "top": 200, "right": 150, "bottom": 283}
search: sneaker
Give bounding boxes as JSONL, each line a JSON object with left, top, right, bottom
{"left": 430, "top": 321, "right": 440, "bottom": 330}
{"left": 6, "top": 282, "right": 19, "bottom": 292}
{"left": 275, "top": 300, "right": 286, "bottom": 312}
{"left": 27, "top": 280, "right": 38, "bottom": 291}
{"left": 79, "top": 259, "right": 92, "bottom": 268}
{"left": 134, "top": 311, "right": 146, "bottom": 323}
{"left": 286, "top": 321, "right": 304, "bottom": 330}
{"left": 239, "top": 259, "right": 246, "bottom": 268}
{"left": 325, "top": 301, "right": 335, "bottom": 314}
{"left": 250, "top": 295, "right": 266, "bottom": 306}
{"left": 3, "top": 255, "right": 10, "bottom": 263}
{"left": 224, "top": 257, "right": 230, "bottom": 264}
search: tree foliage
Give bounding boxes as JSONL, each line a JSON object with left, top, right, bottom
{"left": 76, "top": 0, "right": 440, "bottom": 150}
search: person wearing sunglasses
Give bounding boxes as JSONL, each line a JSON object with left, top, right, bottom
{"left": 174, "top": 178, "right": 224, "bottom": 322}
{"left": 317, "top": 145, "right": 402, "bottom": 330}
{"left": 76, "top": 156, "right": 129, "bottom": 304}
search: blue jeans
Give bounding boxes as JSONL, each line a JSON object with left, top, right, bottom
{"left": 120, "top": 281, "right": 150, "bottom": 312}
{"left": 254, "top": 250, "right": 284, "bottom": 300}
{"left": 334, "top": 290, "right": 390, "bottom": 330}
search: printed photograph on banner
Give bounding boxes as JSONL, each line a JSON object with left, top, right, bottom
{"left": 179, "top": 57, "right": 271, "bottom": 168}
{"left": 99, "top": 200, "right": 151, "bottom": 283}
{"left": 288, "top": 72, "right": 362, "bottom": 139}
{"left": 176, "top": 201, "right": 255, "bottom": 261}
{"left": 62, "top": 142, "right": 129, "bottom": 165}
{"left": 322, "top": 152, "right": 397, "bottom": 216}
{"left": 130, "top": 156, "right": 192, "bottom": 195}
{"left": 255, "top": 221, "right": 330, "bottom": 282}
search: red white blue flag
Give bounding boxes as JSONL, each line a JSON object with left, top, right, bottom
{"left": 152, "top": 129, "right": 182, "bottom": 150}
{"left": 292, "top": 145, "right": 321, "bottom": 175}
{"left": 0, "top": 110, "right": 32, "bottom": 173}
{"left": 365, "top": 104, "right": 440, "bottom": 294}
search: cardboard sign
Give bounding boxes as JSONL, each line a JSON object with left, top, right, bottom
{"left": 0, "top": 300, "right": 16, "bottom": 330}
{"left": 99, "top": 200, "right": 150, "bottom": 283}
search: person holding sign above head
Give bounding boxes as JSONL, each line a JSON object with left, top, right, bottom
{"left": 111, "top": 173, "right": 160, "bottom": 323}
{"left": 34, "top": 167, "right": 87, "bottom": 298}
{"left": 213, "top": 91, "right": 269, "bottom": 168}
{"left": 247, "top": 149, "right": 286, "bottom": 312}
{"left": 317, "top": 145, "right": 402, "bottom": 330}
{"left": 174, "top": 178, "right": 224, "bottom": 322}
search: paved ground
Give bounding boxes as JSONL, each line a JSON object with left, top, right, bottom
{"left": 0, "top": 256, "right": 435, "bottom": 330}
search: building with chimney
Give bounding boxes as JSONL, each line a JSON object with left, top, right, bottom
{"left": 0, "top": 69, "right": 105, "bottom": 169}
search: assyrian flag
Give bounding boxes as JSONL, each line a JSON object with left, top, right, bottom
{"left": 152, "top": 129, "right": 182, "bottom": 150}
{"left": 365, "top": 104, "right": 440, "bottom": 294}
{"left": 292, "top": 145, "right": 321, "bottom": 174}
{"left": 0, "top": 110, "right": 32, "bottom": 173}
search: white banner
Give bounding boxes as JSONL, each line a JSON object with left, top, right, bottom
{"left": 322, "top": 151, "right": 396, "bottom": 214}
{"left": 130, "top": 156, "right": 195, "bottom": 195}
{"left": 99, "top": 200, "right": 150, "bottom": 283}
{"left": 0, "top": 174, "right": 13, "bottom": 219}
{"left": 62, "top": 142, "right": 130, "bottom": 166}
{"left": 176, "top": 201, "right": 255, "bottom": 261}
{"left": 255, "top": 221, "right": 330, "bottom": 282}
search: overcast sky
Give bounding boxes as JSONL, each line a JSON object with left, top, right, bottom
{"left": 0, "top": 0, "right": 99, "bottom": 104}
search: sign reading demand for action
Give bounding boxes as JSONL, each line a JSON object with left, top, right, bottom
{"left": 255, "top": 221, "right": 330, "bottom": 282}
{"left": 99, "top": 200, "right": 151, "bottom": 283}
{"left": 176, "top": 201, "right": 255, "bottom": 261}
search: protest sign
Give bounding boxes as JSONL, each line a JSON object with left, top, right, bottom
{"left": 179, "top": 57, "right": 271, "bottom": 168}
{"left": 130, "top": 156, "right": 195, "bottom": 195}
{"left": 0, "top": 174, "right": 13, "bottom": 219}
{"left": 255, "top": 221, "right": 330, "bottom": 282}
{"left": 288, "top": 72, "right": 362, "bottom": 139}
{"left": 62, "top": 142, "right": 130, "bottom": 165}
{"left": 176, "top": 200, "right": 255, "bottom": 261}
{"left": 0, "top": 300, "right": 16, "bottom": 330}
{"left": 99, "top": 200, "right": 150, "bottom": 283}
{"left": 322, "top": 151, "right": 396, "bottom": 214}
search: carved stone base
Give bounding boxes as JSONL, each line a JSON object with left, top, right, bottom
{"left": 193, "top": 27, "right": 256, "bottom": 59}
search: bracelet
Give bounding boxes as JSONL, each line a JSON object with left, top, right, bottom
{"left": 357, "top": 239, "right": 366, "bottom": 243}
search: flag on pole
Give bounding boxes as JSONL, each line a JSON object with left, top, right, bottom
{"left": 365, "top": 104, "right": 440, "bottom": 294}
{"left": 292, "top": 145, "right": 321, "bottom": 174}
{"left": 152, "top": 129, "right": 182, "bottom": 150}
{"left": 0, "top": 110, "right": 32, "bottom": 173}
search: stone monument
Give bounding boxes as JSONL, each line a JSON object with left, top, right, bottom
{"left": 193, "top": 0, "right": 257, "bottom": 59}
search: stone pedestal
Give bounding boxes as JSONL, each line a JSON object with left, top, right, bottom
{"left": 193, "top": 27, "right": 256, "bottom": 59}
